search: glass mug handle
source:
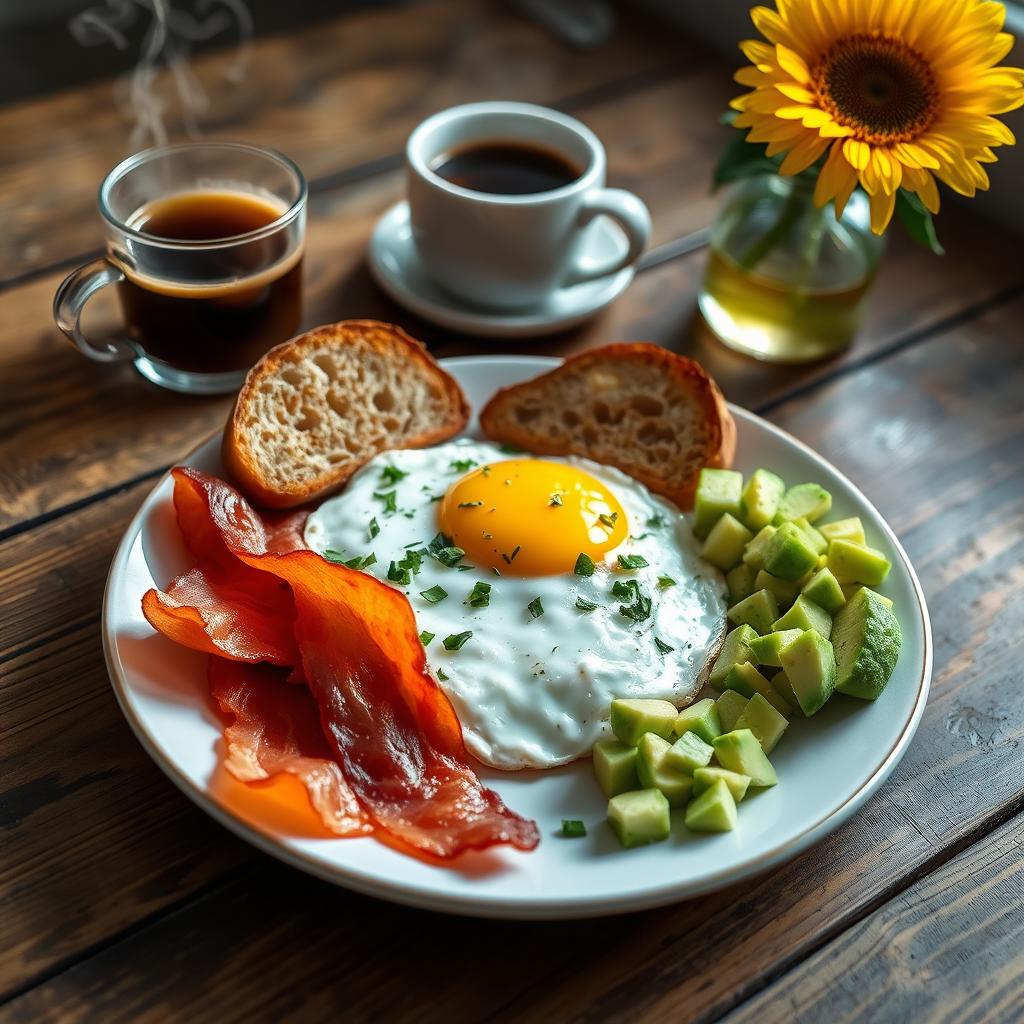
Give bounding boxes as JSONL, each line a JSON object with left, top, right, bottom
{"left": 53, "top": 257, "right": 135, "bottom": 363}
{"left": 563, "top": 188, "right": 652, "bottom": 287}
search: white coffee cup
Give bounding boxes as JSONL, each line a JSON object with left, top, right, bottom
{"left": 406, "top": 101, "right": 651, "bottom": 310}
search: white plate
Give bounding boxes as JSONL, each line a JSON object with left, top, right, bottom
{"left": 103, "top": 356, "right": 932, "bottom": 919}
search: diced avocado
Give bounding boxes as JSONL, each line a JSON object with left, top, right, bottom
{"left": 772, "top": 594, "right": 833, "bottom": 639}
{"left": 827, "top": 539, "right": 892, "bottom": 586}
{"left": 636, "top": 734, "right": 693, "bottom": 807}
{"left": 722, "top": 661, "right": 793, "bottom": 716}
{"left": 716, "top": 689, "right": 749, "bottom": 732}
{"left": 693, "top": 469, "right": 743, "bottom": 540}
{"left": 840, "top": 584, "right": 893, "bottom": 608}
{"left": 607, "top": 789, "right": 671, "bottom": 848}
{"left": 764, "top": 522, "right": 821, "bottom": 581}
{"left": 593, "top": 739, "right": 639, "bottom": 798}
{"left": 712, "top": 729, "right": 777, "bottom": 787}
{"left": 740, "top": 469, "right": 786, "bottom": 531}
{"left": 771, "top": 669, "right": 801, "bottom": 714}
{"left": 726, "top": 563, "right": 758, "bottom": 604}
{"left": 684, "top": 778, "right": 737, "bottom": 832}
{"left": 832, "top": 587, "right": 902, "bottom": 700}
{"left": 816, "top": 554, "right": 829, "bottom": 569}
{"left": 742, "top": 525, "right": 777, "bottom": 570}
{"left": 800, "top": 567, "right": 847, "bottom": 614}
{"left": 675, "top": 697, "right": 722, "bottom": 743}
{"left": 778, "top": 629, "right": 836, "bottom": 716}
{"left": 819, "top": 516, "right": 866, "bottom": 546}
{"left": 701, "top": 513, "right": 754, "bottom": 571}
{"left": 774, "top": 482, "right": 832, "bottom": 524}
{"left": 692, "top": 766, "right": 751, "bottom": 803}
{"left": 734, "top": 692, "right": 789, "bottom": 754}
{"left": 748, "top": 628, "right": 802, "bottom": 667}
{"left": 728, "top": 589, "right": 780, "bottom": 635}
{"left": 754, "top": 569, "right": 801, "bottom": 609}
{"left": 610, "top": 698, "right": 678, "bottom": 745}
{"left": 665, "top": 730, "right": 715, "bottom": 774}
{"left": 793, "top": 517, "right": 828, "bottom": 555}
{"left": 708, "top": 624, "right": 759, "bottom": 689}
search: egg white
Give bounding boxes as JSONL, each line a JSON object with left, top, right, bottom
{"left": 304, "top": 440, "right": 728, "bottom": 771}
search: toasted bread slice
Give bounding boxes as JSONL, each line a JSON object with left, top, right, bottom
{"left": 478, "top": 344, "right": 735, "bottom": 509}
{"left": 223, "top": 320, "right": 469, "bottom": 508}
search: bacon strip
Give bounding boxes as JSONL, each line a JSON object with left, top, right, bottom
{"left": 144, "top": 467, "right": 539, "bottom": 859}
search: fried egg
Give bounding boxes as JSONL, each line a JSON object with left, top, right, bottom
{"left": 304, "top": 440, "right": 727, "bottom": 770}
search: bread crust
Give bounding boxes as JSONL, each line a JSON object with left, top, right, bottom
{"left": 223, "top": 320, "right": 470, "bottom": 509}
{"left": 479, "top": 344, "right": 735, "bottom": 509}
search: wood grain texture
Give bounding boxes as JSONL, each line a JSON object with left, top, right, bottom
{"left": 723, "top": 810, "right": 1024, "bottom": 1024}
{"left": 2, "top": 298, "right": 1021, "bottom": 1021}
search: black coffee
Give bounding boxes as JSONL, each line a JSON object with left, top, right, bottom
{"left": 432, "top": 141, "right": 582, "bottom": 195}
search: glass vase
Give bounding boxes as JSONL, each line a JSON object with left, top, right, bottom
{"left": 698, "top": 174, "right": 885, "bottom": 363}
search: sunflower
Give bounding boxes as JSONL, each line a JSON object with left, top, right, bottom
{"left": 731, "top": 0, "right": 1024, "bottom": 233}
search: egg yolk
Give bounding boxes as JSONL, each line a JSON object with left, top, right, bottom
{"left": 438, "top": 459, "right": 628, "bottom": 576}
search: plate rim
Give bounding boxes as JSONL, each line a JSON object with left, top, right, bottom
{"left": 102, "top": 354, "right": 933, "bottom": 919}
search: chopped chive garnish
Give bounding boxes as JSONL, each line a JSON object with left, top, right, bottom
{"left": 612, "top": 579, "right": 652, "bottom": 622}
{"left": 368, "top": 516, "right": 380, "bottom": 540}
{"left": 443, "top": 631, "right": 473, "bottom": 651}
{"left": 657, "top": 575, "right": 677, "bottom": 589}
{"left": 429, "top": 493, "right": 444, "bottom": 502}
{"left": 419, "top": 630, "right": 435, "bottom": 646}
{"left": 342, "top": 552, "right": 376, "bottom": 569}
{"left": 386, "top": 560, "right": 411, "bottom": 585}
{"left": 450, "top": 458, "right": 477, "bottom": 472}
{"left": 380, "top": 465, "right": 408, "bottom": 484}
{"left": 373, "top": 489, "right": 397, "bottom": 513}
{"left": 398, "top": 548, "right": 425, "bottom": 575}
{"left": 419, "top": 585, "right": 448, "bottom": 604}
{"left": 492, "top": 567, "right": 501, "bottom": 577}
{"left": 458, "top": 500, "right": 484, "bottom": 508}
{"left": 404, "top": 540, "right": 424, "bottom": 549}
{"left": 630, "top": 533, "right": 649, "bottom": 541}
{"left": 457, "top": 564, "right": 474, "bottom": 571}
{"left": 428, "top": 531, "right": 465, "bottom": 567}
{"left": 648, "top": 513, "right": 667, "bottom": 528}
{"left": 549, "top": 492, "right": 563, "bottom": 507}
{"left": 465, "top": 581, "right": 492, "bottom": 608}
{"left": 574, "top": 552, "right": 596, "bottom": 576}
{"left": 502, "top": 545, "right": 521, "bottom": 565}
{"left": 617, "top": 554, "right": 650, "bottom": 571}
{"left": 437, "top": 668, "right": 449, "bottom": 681}
{"left": 598, "top": 511, "right": 619, "bottom": 529}
{"left": 527, "top": 597, "right": 544, "bottom": 619}
{"left": 560, "top": 819, "right": 586, "bottom": 838}
{"left": 482, "top": 466, "right": 492, "bottom": 476}
{"left": 654, "top": 637, "right": 675, "bottom": 655}
{"left": 575, "top": 596, "right": 600, "bottom": 612}
{"left": 323, "top": 549, "right": 347, "bottom": 563}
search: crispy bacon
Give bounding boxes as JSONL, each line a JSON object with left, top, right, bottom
{"left": 143, "top": 467, "right": 539, "bottom": 859}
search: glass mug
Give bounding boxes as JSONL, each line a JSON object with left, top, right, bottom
{"left": 54, "top": 142, "right": 307, "bottom": 394}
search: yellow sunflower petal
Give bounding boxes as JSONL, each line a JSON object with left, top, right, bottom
{"left": 778, "top": 134, "right": 830, "bottom": 175}
{"left": 775, "top": 44, "right": 812, "bottom": 84}
{"left": 775, "top": 82, "right": 817, "bottom": 103}
{"left": 813, "top": 142, "right": 858, "bottom": 207}
{"left": 739, "top": 39, "right": 775, "bottom": 67}
{"left": 902, "top": 166, "right": 941, "bottom": 214}
{"left": 844, "top": 139, "right": 871, "bottom": 170}
{"left": 735, "top": 67, "right": 770, "bottom": 87}
{"left": 868, "top": 188, "right": 896, "bottom": 234}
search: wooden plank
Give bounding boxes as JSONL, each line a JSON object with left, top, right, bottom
{"left": 1, "top": 299, "right": 1021, "bottom": 1018}
{"left": 722, "top": 810, "right": 1024, "bottom": 1024}
{"left": 0, "top": 0, "right": 690, "bottom": 282}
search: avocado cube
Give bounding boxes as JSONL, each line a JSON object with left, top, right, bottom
{"left": 712, "top": 729, "right": 777, "bottom": 787}
{"left": 684, "top": 778, "right": 738, "bottom": 832}
{"left": 754, "top": 569, "right": 801, "bottom": 609}
{"left": 607, "top": 789, "right": 671, "bottom": 848}
{"left": 728, "top": 589, "right": 780, "bottom": 635}
{"left": 840, "top": 584, "right": 893, "bottom": 608}
{"left": 833, "top": 587, "right": 902, "bottom": 700}
{"left": 701, "top": 513, "right": 754, "bottom": 571}
{"left": 734, "top": 692, "right": 789, "bottom": 754}
{"left": 726, "top": 563, "right": 758, "bottom": 604}
{"left": 774, "top": 482, "right": 832, "bottom": 524}
{"left": 748, "top": 628, "right": 803, "bottom": 667}
{"left": 771, "top": 669, "right": 801, "bottom": 714}
{"left": 675, "top": 697, "right": 722, "bottom": 743}
{"left": 715, "top": 689, "right": 749, "bottom": 732}
{"left": 610, "top": 698, "right": 678, "bottom": 745}
{"left": 827, "top": 539, "right": 892, "bottom": 586}
{"left": 593, "top": 739, "right": 640, "bottom": 798}
{"left": 722, "top": 661, "right": 793, "bottom": 716}
{"left": 708, "top": 624, "right": 759, "bottom": 689}
{"left": 819, "top": 516, "right": 866, "bottom": 546}
{"left": 740, "top": 468, "right": 786, "bottom": 531}
{"left": 742, "top": 525, "right": 777, "bottom": 570}
{"left": 793, "top": 517, "right": 828, "bottom": 555}
{"left": 665, "top": 730, "right": 715, "bottom": 774}
{"left": 778, "top": 629, "right": 836, "bottom": 716}
{"left": 800, "top": 567, "right": 847, "bottom": 614}
{"left": 636, "top": 734, "right": 693, "bottom": 807}
{"left": 764, "top": 521, "right": 820, "bottom": 581}
{"left": 773, "top": 594, "right": 833, "bottom": 639}
{"left": 693, "top": 469, "right": 743, "bottom": 540}
{"left": 692, "top": 766, "right": 751, "bottom": 803}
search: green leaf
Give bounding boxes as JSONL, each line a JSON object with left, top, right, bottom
{"left": 419, "top": 630, "right": 435, "bottom": 646}
{"left": 465, "top": 581, "right": 492, "bottom": 608}
{"left": 575, "top": 595, "right": 600, "bottom": 612}
{"left": 895, "top": 189, "right": 944, "bottom": 255}
{"left": 617, "top": 554, "right": 650, "bottom": 572}
{"left": 527, "top": 597, "right": 544, "bottom": 619}
{"left": 574, "top": 552, "right": 596, "bottom": 577}
{"left": 443, "top": 631, "right": 473, "bottom": 652}
{"left": 419, "top": 585, "right": 448, "bottom": 604}
{"left": 560, "top": 819, "right": 586, "bottom": 837}
{"left": 713, "top": 127, "right": 779, "bottom": 190}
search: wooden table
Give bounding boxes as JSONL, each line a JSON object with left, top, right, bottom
{"left": 2, "top": 3, "right": 1023, "bottom": 1020}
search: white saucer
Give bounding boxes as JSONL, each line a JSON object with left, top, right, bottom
{"left": 368, "top": 201, "right": 635, "bottom": 338}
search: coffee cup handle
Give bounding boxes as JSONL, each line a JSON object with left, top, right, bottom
{"left": 563, "top": 188, "right": 652, "bottom": 288}
{"left": 53, "top": 257, "right": 136, "bottom": 363}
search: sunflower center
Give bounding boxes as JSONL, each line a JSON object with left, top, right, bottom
{"left": 813, "top": 34, "right": 938, "bottom": 144}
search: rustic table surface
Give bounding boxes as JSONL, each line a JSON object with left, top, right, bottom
{"left": 2, "top": 3, "right": 1023, "bottom": 1021}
